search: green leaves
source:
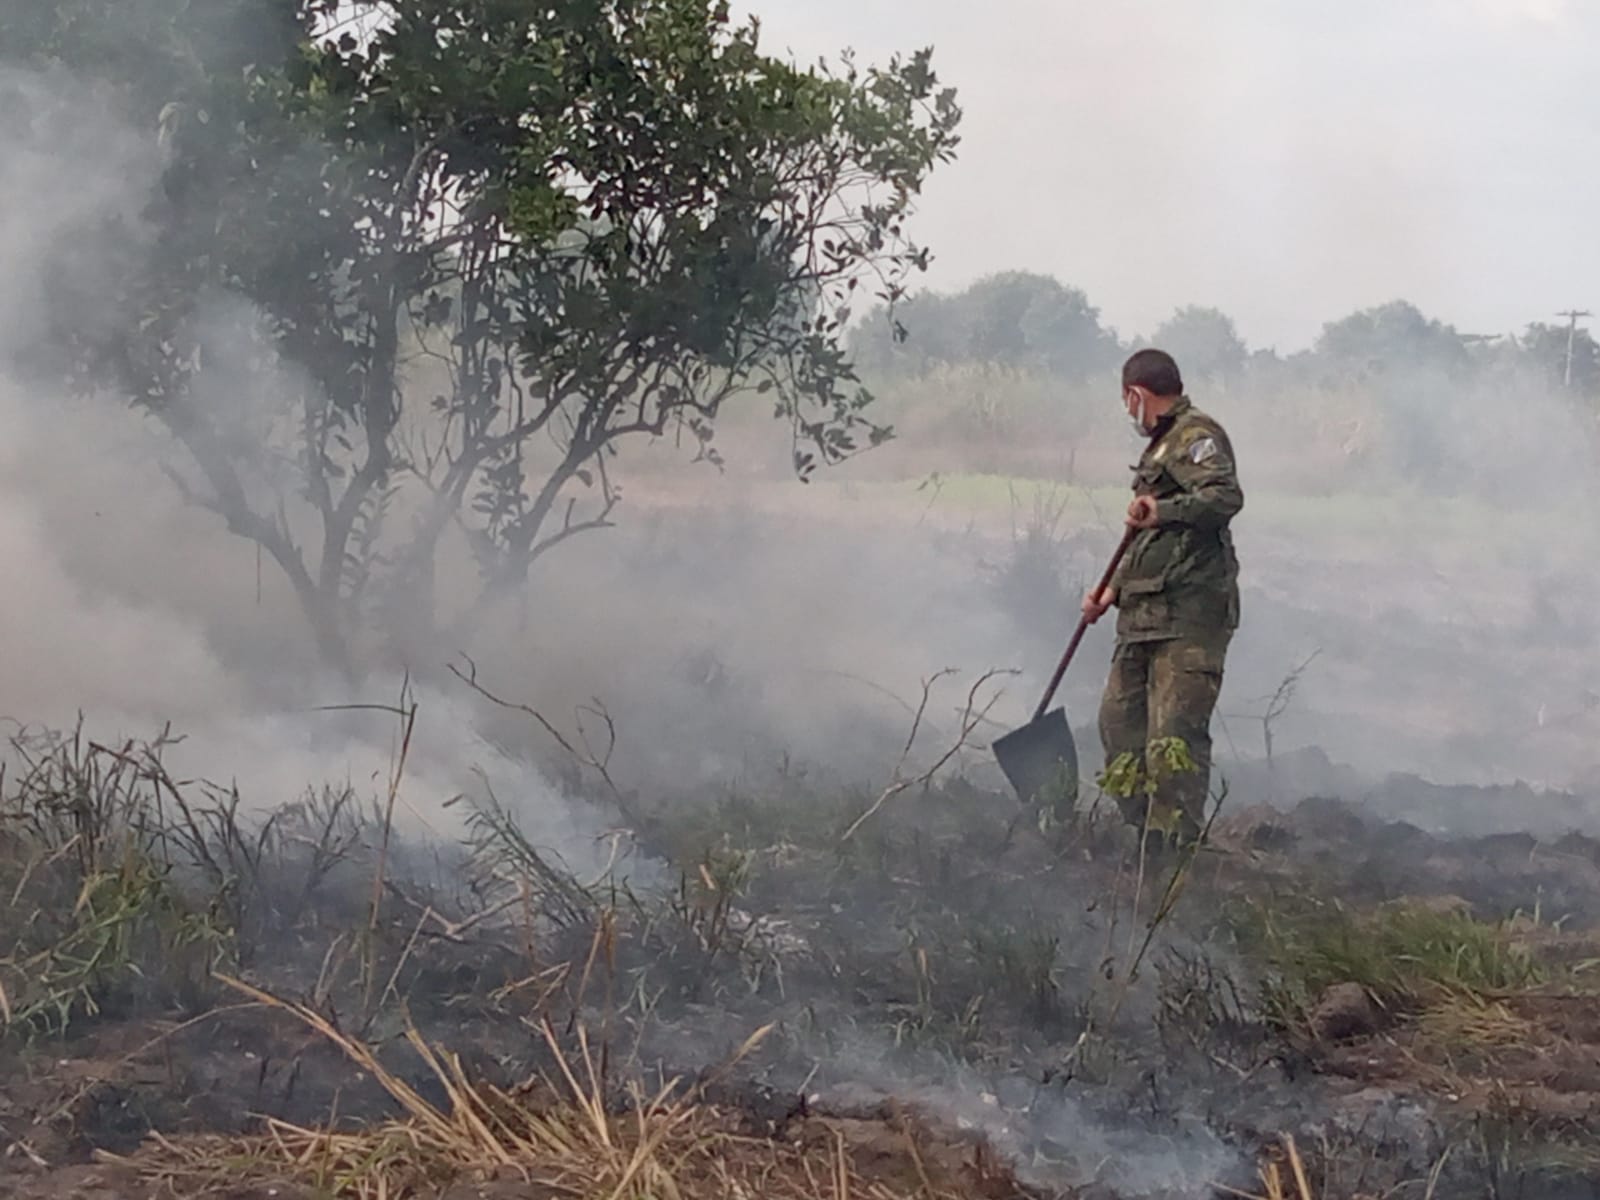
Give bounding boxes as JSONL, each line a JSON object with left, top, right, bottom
{"left": 1098, "top": 738, "right": 1199, "bottom": 804}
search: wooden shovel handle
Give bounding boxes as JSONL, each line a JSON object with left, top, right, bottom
{"left": 1031, "top": 526, "right": 1138, "bottom": 722}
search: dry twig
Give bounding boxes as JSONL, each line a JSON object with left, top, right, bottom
{"left": 841, "top": 668, "right": 1015, "bottom": 841}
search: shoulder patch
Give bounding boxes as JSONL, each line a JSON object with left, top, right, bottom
{"left": 1188, "top": 436, "right": 1219, "bottom": 464}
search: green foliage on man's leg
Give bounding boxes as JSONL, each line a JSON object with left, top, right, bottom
{"left": 1096, "top": 737, "right": 1199, "bottom": 838}
{"left": 1097, "top": 736, "right": 1197, "bottom": 800}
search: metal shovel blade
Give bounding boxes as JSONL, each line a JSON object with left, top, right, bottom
{"left": 992, "top": 707, "right": 1079, "bottom": 807}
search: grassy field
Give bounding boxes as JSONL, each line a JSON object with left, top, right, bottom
{"left": 797, "top": 469, "right": 1544, "bottom": 557}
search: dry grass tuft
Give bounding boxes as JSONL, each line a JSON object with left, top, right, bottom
{"left": 1415, "top": 995, "right": 1544, "bottom": 1055}
{"left": 1218, "top": 1135, "right": 1316, "bottom": 1200}
{"left": 120, "top": 975, "right": 999, "bottom": 1200}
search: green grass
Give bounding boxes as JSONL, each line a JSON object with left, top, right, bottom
{"left": 850, "top": 469, "right": 1540, "bottom": 551}
{"left": 1238, "top": 898, "right": 1545, "bottom": 1025}
{"left": 812, "top": 473, "right": 1548, "bottom": 569}
{"left": 0, "top": 724, "right": 255, "bottom": 1037}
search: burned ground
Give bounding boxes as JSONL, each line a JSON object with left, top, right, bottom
{"left": 2, "top": 721, "right": 1599, "bottom": 1200}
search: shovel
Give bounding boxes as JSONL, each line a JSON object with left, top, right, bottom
{"left": 992, "top": 526, "right": 1137, "bottom": 806}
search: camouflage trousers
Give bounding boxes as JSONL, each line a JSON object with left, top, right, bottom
{"left": 1097, "top": 636, "right": 1229, "bottom": 844}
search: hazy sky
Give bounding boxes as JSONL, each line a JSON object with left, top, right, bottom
{"left": 746, "top": 0, "right": 1598, "bottom": 351}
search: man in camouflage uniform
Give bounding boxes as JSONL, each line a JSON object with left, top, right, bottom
{"left": 1083, "top": 349, "right": 1242, "bottom": 846}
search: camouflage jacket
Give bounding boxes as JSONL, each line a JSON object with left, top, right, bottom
{"left": 1112, "top": 397, "right": 1243, "bottom": 644}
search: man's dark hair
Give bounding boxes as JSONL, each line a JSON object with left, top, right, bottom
{"left": 1122, "top": 349, "right": 1183, "bottom": 397}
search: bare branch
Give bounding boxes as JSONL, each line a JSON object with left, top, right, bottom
{"left": 841, "top": 668, "right": 1017, "bottom": 841}
{"left": 447, "top": 656, "right": 639, "bottom": 830}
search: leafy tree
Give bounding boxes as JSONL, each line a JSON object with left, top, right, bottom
{"left": 848, "top": 289, "right": 956, "bottom": 375}
{"left": 1518, "top": 321, "right": 1600, "bottom": 396}
{"left": 1006, "top": 275, "right": 1121, "bottom": 380}
{"left": 1149, "top": 306, "right": 1247, "bottom": 384}
{"left": 2, "top": 0, "right": 961, "bottom": 673}
{"left": 1309, "top": 301, "right": 1483, "bottom": 488}
{"left": 1314, "top": 300, "right": 1468, "bottom": 377}
{"left": 853, "top": 271, "right": 1116, "bottom": 380}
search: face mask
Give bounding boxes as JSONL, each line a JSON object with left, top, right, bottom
{"left": 1125, "top": 389, "right": 1148, "bottom": 436}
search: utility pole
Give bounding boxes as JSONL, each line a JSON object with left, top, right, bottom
{"left": 1557, "top": 309, "right": 1591, "bottom": 388}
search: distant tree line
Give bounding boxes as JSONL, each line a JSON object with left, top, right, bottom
{"left": 852, "top": 271, "right": 1600, "bottom": 399}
